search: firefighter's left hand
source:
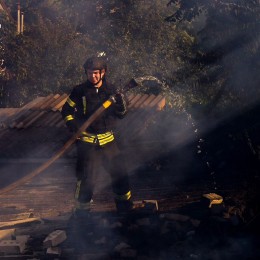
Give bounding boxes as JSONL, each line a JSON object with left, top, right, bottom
{"left": 115, "top": 93, "right": 125, "bottom": 104}
{"left": 114, "top": 93, "right": 127, "bottom": 117}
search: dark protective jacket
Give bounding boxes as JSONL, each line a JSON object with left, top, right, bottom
{"left": 61, "top": 79, "right": 127, "bottom": 134}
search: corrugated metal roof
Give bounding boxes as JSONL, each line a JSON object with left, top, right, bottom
{"left": 0, "top": 93, "right": 165, "bottom": 160}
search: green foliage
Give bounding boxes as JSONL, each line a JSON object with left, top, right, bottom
{"left": 166, "top": 0, "right": 260, "bottom": 115}
{"left": 1, "top": 0, "right": 189, "bottom": 108}
{"left": 1, "top": 0, "right": 259, "bottom": 116}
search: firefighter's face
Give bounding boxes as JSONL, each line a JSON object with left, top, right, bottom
{"left": 86, "top": 69, "right": 105, "bottom": 85}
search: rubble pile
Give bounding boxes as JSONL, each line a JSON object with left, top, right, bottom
{"left": 0, "top": 196, "right": 258, "bottom": 259}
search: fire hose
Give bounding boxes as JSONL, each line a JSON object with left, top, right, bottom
{"left": 0, "top": 79, "right": 138, "bottom": 195}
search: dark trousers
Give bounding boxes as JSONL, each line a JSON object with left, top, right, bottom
{"left": 75, "top": 140, "right": 130, "bottom": 203}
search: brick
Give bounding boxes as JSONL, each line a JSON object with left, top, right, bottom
{"left": 46, "top": 247, "right": 61, "bottom": 256}
{"left": 0, "top": 240, "right": 25, "bottom": 254}
{"left": 0, "top": 229, "right": 15, "bottom": 240}
{"left": 43, "top": 230, "right": 67, "bottom": 248}
{"left": 15, "top": 235, "right": 30, "bottom": 245}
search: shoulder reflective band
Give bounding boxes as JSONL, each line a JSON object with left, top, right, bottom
{"left": 103, "top": 100, "right": 112, "bottom": 108}
{"left": 82, "top": 96, "right": 87, "bottom": 114}
{"left": 66, "top": 97, "right": 76, "bottom": 108}
{"left": 64, "top": 115, "right": 74, "bottom": 122}
{"left": 116, "top": 191, "right": 132, "bottom": 201}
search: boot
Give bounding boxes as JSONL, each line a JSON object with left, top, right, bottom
{"left": 73, "top": 200, "right": 93, "bottom": 219}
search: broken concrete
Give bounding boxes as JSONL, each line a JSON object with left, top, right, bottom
{"left": 46, "top": 246, "right": 61, "bottom": 256}
{"left": 43, "top": 230, "right": 67, "bottom": 248}
{"left": 0, "top": 229, "right": 15, "bottom": 240}
{"left": 0, "top": 239, "right": 25, "bottom": 254}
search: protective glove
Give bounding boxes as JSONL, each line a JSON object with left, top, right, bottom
{"left": 66, "top": 120, "right": 78, "bottom": 133}
{"left": 114, "top": 93, "right": 127, "bottom": 117}
{"left": 115, "top": 93, "right": 125, "bottom": 104}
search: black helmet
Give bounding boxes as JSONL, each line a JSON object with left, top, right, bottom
{"left": 83, "top": 56, "right": 107, "bottom": 72}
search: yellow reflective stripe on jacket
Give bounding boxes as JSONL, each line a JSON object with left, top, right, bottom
{"left": 66, "top": 97, "right": 76, "bottom": 108}
{"left": 116, "top": 191, "right": 132, "bottom": 201}
{"left": 82, "top": 96, "right": 87, "bottom": 114}
{"left": 79, "top": 131, "right": 114, "bottom": 146}
{"left": 64, "top": 115, "right": 74, "bottom": 122}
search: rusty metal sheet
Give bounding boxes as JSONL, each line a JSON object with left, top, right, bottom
{"left": 0, "top": 93, "right": 166, "bottom": 160}
{"left": 40, "top": 111, "right": 59, "bottom": 127}
{"left": 49, "top": 113, "right": 63, "bottom": 127}
{"left": 10, "top": 95, "right": 53, "bottom": 128}
{"left": 0, "top": 108, "right": 20, "bottom": 122}
{"left": 22, "top": 95, "right": 61, "bottom": 129}
{"left": 116, "top": 94, "right": 158, "bottom": 133}
{"left": 125, "top": 96, "right": 165, "bottom": 139}
{"left": 52, "top": 95, "right": 68, "bottom": 112}
{"left": 117, "top": 95, "right": 164, "bottom": 136}
{"left": 132, "top": 94, "right": 150, "bottom": 108}
{"left": 55, "top": 117, "right": 66, "bottom": 128}
{"left": 47, "top": 94, "right": 65, "bottom": 109}
{"left": 8, "top": 97, "right": 45, "bottom": 126}
{"left": 36, "top": 111, "right": 53, "bottom": 127}
{"left": 17, "top": 95, "right": 61, "bottom": 129}
{"left": 127, "top": 94, "right": 143, "bottom": 109}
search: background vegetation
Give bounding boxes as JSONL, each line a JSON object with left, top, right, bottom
{"left": 0, "top": 0, "right": 259, "bottom": 118}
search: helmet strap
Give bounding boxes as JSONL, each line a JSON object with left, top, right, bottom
{"left": 94, "top": 69, "right": 105, "bottom": 86}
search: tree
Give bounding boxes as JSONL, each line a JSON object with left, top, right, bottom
{"left": 165, "top": 0, "right": 260, "bottom": 115}
{"left": 1, "top": 0, "right": 190, "bottom": 109}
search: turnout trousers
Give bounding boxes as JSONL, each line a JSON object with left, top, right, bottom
{"left": 74, "top": 139, "right": 131, "bottom": 206}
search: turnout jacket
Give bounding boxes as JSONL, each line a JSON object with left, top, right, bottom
{"left": 61, "top": 79, "right": 127, "bottom": 134}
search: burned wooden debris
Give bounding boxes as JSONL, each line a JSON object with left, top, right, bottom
{"left": 0, "top": 194, "right": 258, "bottom": 259}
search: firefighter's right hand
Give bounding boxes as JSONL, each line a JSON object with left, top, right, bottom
{"left": 66, "top": 120, "right": 78, "bottom": 133}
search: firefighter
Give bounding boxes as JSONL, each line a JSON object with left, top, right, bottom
{"left": 61, "top": 56, "right": 133, "bottom": 216}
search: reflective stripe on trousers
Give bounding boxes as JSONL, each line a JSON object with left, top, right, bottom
{"left": 74, "top": 180, "right": 93, "bottom": 209}
{"left": 79, "top": 131, "right": 114, "bottom": 146}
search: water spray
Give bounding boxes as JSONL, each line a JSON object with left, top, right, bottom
{"left": 134, "top": 75, "right": 219, "bottom": 191}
